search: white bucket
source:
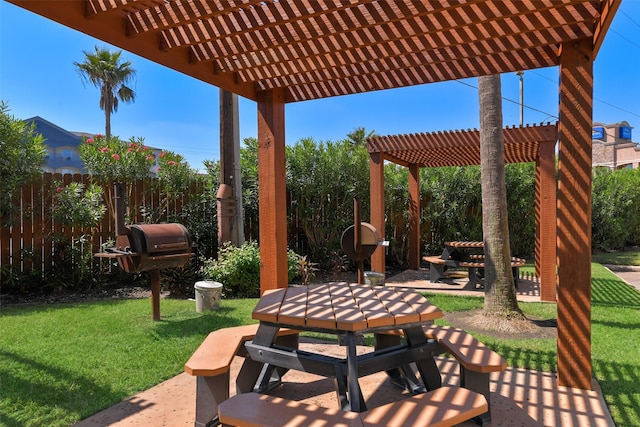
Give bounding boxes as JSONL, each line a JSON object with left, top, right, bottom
{"left": 364, "top": 271, "right": 385, "bottom": 286}
{"left": 194, "top": 281, "right": 223, "bottom": 312}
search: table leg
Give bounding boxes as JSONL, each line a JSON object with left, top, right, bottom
{"left": 398, "top": 364, "right": 426, "bottom": 394}
{"left": 236, "top": 324, "right": 279, "bottom": 394}
{"left": 374, "top": 333, "right": 406, "bottom": 387}
{"left": 333, "top": 365, "right": 350, "bottom": 411}
{"left": 346, "top": 331, "right": 366, "bottom": 412}
{"left": 404, "top": 326, "right": 442, "bottom": 391}
{"left": 253, "top": 333, "right": 300, "bottom": 392}
{"left": 430, "top": 262, "right": 446, "bottom": 283}
{"left": 375, "top": 333, "right": 424, "bottom": 393}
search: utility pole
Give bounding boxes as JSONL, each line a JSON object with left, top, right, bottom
{"left": 516, "top": 71, "right": 524, "bottom": 126}
{"left": 218, "top": 90, "right": 245, "bottom": 247}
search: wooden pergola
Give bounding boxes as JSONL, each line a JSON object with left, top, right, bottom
{"left": 366, "top": 123, "right": 558, "bottom": 303}
{"left": 8, "top": 0, "right": 619, "bottom": 391}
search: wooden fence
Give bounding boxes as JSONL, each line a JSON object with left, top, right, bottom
{"left": 0, "top": 173, "right": 207, "bottom": 276}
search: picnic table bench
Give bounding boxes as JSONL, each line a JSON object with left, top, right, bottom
{"left": 378, "top": 324, "right": 507, "bottom": 425}
{"left": 184, "top": 324, "right": 299, "bottom": 427}
{"left": 218, "top": 385, "right": 488, "bottom": 427}
{"left": 424, "top": 241, "right": 525, "bottom": 288}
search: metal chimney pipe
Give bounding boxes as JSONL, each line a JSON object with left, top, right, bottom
{"left": 113, "top": 182, "right": 128, "bottom": 236}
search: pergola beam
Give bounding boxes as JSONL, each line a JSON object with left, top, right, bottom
{"left": 557, "top": 38, "right": 594, "bottom": 389}
{"left": 257, "top": 88, "right": 288, "bottom": 294}
{"left": 370, "top": 153, "right": 385, "bottom": 275}
{"left": 536, "top": 140, "right": 557, "bottom": 302}
{"left": 408, "top": 164, "right": 420, "bottom": 270}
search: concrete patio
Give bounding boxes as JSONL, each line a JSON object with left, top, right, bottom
{"left": 72, "top": 268, "right": 627, "bottom": 427}
{"left": 74, "top": 339, "right": 614, "bottom": 427}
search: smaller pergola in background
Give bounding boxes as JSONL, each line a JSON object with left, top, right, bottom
{"left": 366, "top": 123, "right": 558, "bottom": 302}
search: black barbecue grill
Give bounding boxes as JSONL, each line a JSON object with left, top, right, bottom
{"left": 113, "top": 223, "right": 192, "bottom": 273}
{"left": 95, "top": 183, "right": 192, "bottom": 320}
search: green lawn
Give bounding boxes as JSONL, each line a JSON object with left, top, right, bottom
{"left": 1, "top": 263, "right": 639, "bottom": 426}
{"left": 593, "top": 248, "right": 640, "bottom": 266}
{"left": 0, "top": 299, "right": 258, "bottom": 427}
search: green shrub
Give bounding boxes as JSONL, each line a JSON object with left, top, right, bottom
{"left": 592, "top": 167, "right": 640, "bottom": 250}
{"left": 0, "top": 101, "right": 47, "bottom": 218}
{"left": 161, "top": 258, "right": 204, "bottom": 297}
{"left": 200, "top": 241, "right": 304, "bottom": 298}
{"left": 52, "top": 181, "right": 105, "bottom": 228}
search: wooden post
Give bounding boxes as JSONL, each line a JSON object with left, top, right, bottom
{"left": 369, "top": 153, "right": 385, "bottom": 275}
{"left": 219, "top": 89, "right": 239, "bottom": 247}
{"left": 354, "top": 198, "right": 364, "bottom": 284}
{"left": 408, "top": 163, "right": 420, "bottom": 270}
{"left": 150, "top": 269, "right": 161, "bottom": 321}
{"left": 257, "top": 88, "right": 288, "bottom": 294}
{"left": 537, "top": 140, "right": 557, "bottom": 302}
{"left": 557, "top": 39, "right": 593, "bottom": 390}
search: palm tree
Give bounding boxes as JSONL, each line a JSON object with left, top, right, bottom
{"left": 347, "top": 127, "right": 376, "bottom": 147}
{"left": 75, "top": 46, "right": 136, "bottom": 139}
{"left": 477, "top": 74, "right": 524, "bottom": 320}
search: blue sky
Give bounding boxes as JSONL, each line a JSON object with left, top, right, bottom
{"left": 1, "top": 2, "right": 639, "bottom": 170}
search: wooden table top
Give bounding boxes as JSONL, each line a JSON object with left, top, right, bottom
{"left": 252, "top": 283, "right": 442, "bottom": 332}
{"left": 444, "top": 241, "right": 484, "bottom": 248}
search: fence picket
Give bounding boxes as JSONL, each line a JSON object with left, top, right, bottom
{"left": 0, "top": 173, "right": 206, "bottom": 278}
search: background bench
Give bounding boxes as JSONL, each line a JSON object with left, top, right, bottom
{"left": 423, "top": 254, "right": 525, "bottom": 288}
{"left": 219, "top": 385, "right": 487, "bottom": 427}
{"left": 184, "top": 324, "right": 299, "bottom": 427}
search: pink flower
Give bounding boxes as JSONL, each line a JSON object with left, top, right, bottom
{"left": 112, "top": 154, "right": 120, "bottom": 160}
{"left": 100, "top": 147, "right": 109, "bottom": 153}
{"left": 86, "top": 138, "right": 94, "bottom": 144}
{"left": 159, "top": 152, "right": 167, "bottom": 158}
{"left": 127, "top": 148, "right": 133, "bottom": 153}
{"left": 96, "top": 134, "right": 104, "bottom": 138}
{"left": 56, "top": 187, "right": 63, "bottom": 193}
{"left": 146, "top": 155, "right": 155, "bottom": 161}
{"left": 167, "top": 160, "right": 176, "bottom": 165}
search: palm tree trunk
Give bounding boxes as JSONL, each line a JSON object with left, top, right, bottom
{"left": 105, "top": 109, "right": 111, "bottom": 139}
{"left": 478, "top": 74, "right": 522, "bottom": 316}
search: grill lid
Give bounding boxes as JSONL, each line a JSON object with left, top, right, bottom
{"left": 129, "top": 223, "right": 191, "bottom": 255}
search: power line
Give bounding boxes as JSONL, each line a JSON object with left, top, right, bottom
{"left": 455, "top": 78, "right": 632, "bottom": 141}
{"left": 523, "top": 71, "right": 640, "bottom": 119}
{"left": 610, "top": 29, "right": 640, "bottom": 51}
{"left": 594, "top": 98, "right": 640, "bottom": 119}
{"left": 619, "top": 9, "right": 640, "bottom": 30}
{"left": 455, "top": 79, "right": 558, "bottom": 121}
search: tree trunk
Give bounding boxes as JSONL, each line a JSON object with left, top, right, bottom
{"left": 478, "top": 74, "right": 522, "bottom": 317}
{"left": 105, "top": 109, "right": 111, "bottom": 140}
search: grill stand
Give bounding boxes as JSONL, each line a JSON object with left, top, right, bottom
{"left": 151, "top": 270, "right": 161, "bottom": 321}
{"left": 94, "top": 182, "right": 192, "bottom": 321}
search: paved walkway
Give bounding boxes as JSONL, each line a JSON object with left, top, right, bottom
{"left": 74, "top": 267, "right": 640, "bottom": 427}
{"left": 384, "top": 267, "right": 543, "bottom": 302}
{"left": 75, "top": 342, "right": 614, "bottom": 427}
{"left": 604, "top": 264, "right": 640, "bottom": 292}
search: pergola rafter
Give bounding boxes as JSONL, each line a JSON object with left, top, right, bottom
{"left": 7, "top": 0, "right": 620, "bottom": 392}
{"left": 9, "top": 0, "right": 615, "bottom": 102}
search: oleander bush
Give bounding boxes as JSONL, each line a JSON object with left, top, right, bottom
{"left": 592, "top": 167, "right": 640, "bottom": 251}
{"left": 2, "top": 130, "right": 640, "bottom": 297}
